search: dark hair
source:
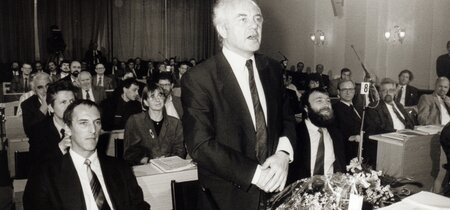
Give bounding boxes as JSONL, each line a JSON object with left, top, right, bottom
{"left": 308, "top": 73, "right": 322, "bottom": 83}
{"left": 340, "top": 68, "right": 351, "bottom": 75}
{"left": 127, "top": 59, "right": 135, "bottom": 64}
{"left": 46, "top": 80, "right": 78, "bottom": 105}
{"left": 301, "top": 87, "right": 329, "bottom": 108}
{"left": 157, "top": 72, "right": 174, "bottom": 84}
{"left": 60, "top": 60, "right": 70, "bottom": 68}
{"left": 141, "top": 83, "right": 165, "bottom": 110}
{"left": 63, "top": 99, "right": 100, "bottom": 127}
{"left": 179, "top": 61, "right": 191, "bottom": 68}
{"left": 122, "top": 78, "right": 140, "bottom": 89}
{"left": 398, "top": 69, "right": 414, "bottom": 81}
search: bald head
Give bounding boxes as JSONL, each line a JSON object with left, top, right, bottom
{"left": 434, "top": 77, "right": 450, "bottom": 97}
{"left": 78, "top": 71, "right": 92, "bottom": 90}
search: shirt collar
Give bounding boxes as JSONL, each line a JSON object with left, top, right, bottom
{"left": 52, "top": 117, "right": 65, "bottom": 134}
{"left": 70, "top": 149, "right": 98, "bottom": 166}
{"left": 305, "top": 118, "right": 321, "bottom": 133}
{"left": 340, "top": 100, "right": 353, "bottom": 107}
{"left": 222, "top": 47, "right": 255, "bottom": 71}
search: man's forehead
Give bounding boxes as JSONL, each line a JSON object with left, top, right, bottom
{"left": 73, "top": 105, "right": 100, "bottom": 119}
{"left": 310, "top": 92, "right": 329, "bottom": 100}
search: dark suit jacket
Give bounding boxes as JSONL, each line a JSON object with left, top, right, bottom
{"left": 397, "top": 85, "right": 419, "bottom": 107}
{"left": 124, "top": 112, "right": 185, "bottom": 165}
{"left": 11, "top": 75, "right": 32, "bottom": 93}
{"left": 21, "top": 95, "right": 48, "bottom": 137}
{"left": 93, "top": 75, "right": 116, "bottom": 90}
{"left": 170, "top": 95, "right": 183, "bottom": 119}
{"left": 332, "top": 101, "right": 362, "bottom": 163}
{"left": 23, "top": 153, "right": 150, "bottom": 210}
{"left": 28, "top": 116, "right": 63, "bottom": 172}
{"left": 101, "top": 94, "right": 142, "bottom": 131}
{"left": 76, "top": 86, "right": 107, "bottom": 104}
{"left": 181, "top": 52, "right": 296, "bottom": 210}
{"left": 288, "top": 121, "right": 346, "bottom": 183}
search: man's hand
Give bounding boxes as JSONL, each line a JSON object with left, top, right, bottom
{"left": 255, "top": 151, "right": 289, "bottom": 192}
{"left": 348, "top": 135, "right": 361, "bottom": 142}
{"left": 58, "top": 136, "right": 71, "bottom": 155}
{"left": 38, "top": 93, "right": 48, "bottom": 114}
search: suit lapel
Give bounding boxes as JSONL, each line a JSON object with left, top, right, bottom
{"left": 379, "top": 102, "right": 394, "bottom": 129}
{"left": 58, "top": 154, "right": 86, "bottom": 210}
{"left": 215, "top": 53, "right": 255, "bottom": 140}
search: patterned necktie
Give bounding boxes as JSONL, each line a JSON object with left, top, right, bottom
{"left": 86, "top": 90, "right": 91, "bottom": 100}
{"left": 314, "top": 128, "right": 325, "bottom": 175}
{"left": 392, "top": 105, "right": 407, "bottom": 126}
{"left": 98, "top": 76, "right": 103, "bottom": 87}
{"left": 246, "top": 59, "right": 267, "bottom": 163}
{"left": 84, "top": 159, "right": 111, "bottom": 210}
{"left": 396, "top": 86, "right": 403, "bottom": 103}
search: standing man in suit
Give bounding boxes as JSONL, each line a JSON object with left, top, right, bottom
{"left": 26, "top": 80, "right": 77, "bottom": 172}
{"left": 157, "top": 72, "right": 183, "bottom": 119}
{"left": 396, "top": 69, "right": 419, "bottom": 107}
{"left": 77, "top": 71, "right": 106, "bottom": 104}
{"left": 436, "top": 41, "right": 450, "bottom": 80}
{"left": 365, "top": 78, "right": 415, "bottom": 166}
{"left": 11, "top": 63, "right": 33, "bottom": 93}
{"left": 315, "top": 64, "right": 329, "bottom": 90}
{"left": 181, "top": 0, "right": 296, "bottom": 209}
{"left": 23, "top": 100, "right": 150, "bottom": 210}
{"left": 21, "top": 73, "right": 51, "bottom": 137}
{"left": 332, "top": 80, "right": 362, "bottom": 163}
{"left": 289, "top": 88, "right": 346, "bottom": 181}
{"left": 417, "top": 77, "right": 450, "bottom": 125}
{"left": 93, "top": 63, "right": 116, "bottom": 90}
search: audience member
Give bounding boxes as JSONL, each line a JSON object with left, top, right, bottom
{"left": 26, "top": 80, "right": 76, "bottom": 173}
{"left": 47, "top": 61, "right": 60, "bottom": 82}
{"left": 283, "top": 73, "right": 302, "bottom": 115}
{"left": 23, "top": 100, "right": 150, "bottom": 210}
{"left": 126, "top": 59, "right": 138, "bottom": 78}
{"left": 61, "top": 60, "right": 81, "bottom": 87}
{"left": 365, "top": 78, "right": 414, "bottom": 166}
{"left": 332, "top": 80, "right": 362, "bottom": 163}
{"left": 84, "top": 41, "right": 106, "bottom": 71}
{"left": 288, "top": 87, "right": 346, "bottom": 182}
{"left": 108, "top": 57, "right": 123, "bottom": 78}
{"left": 436, "top": 41, "right": 450, "bottom": 80}
{"left": 291, "top": 61, "right": 308, "bottom": 90}
{"left": 5, "top": 61, "right": 21, "bottom": 82}
{"left": 328, "top": 68, "right": 351, "bottom": 97}
{"left": 33, "top": 61, "right": 44, "bottom": 74}
{"left": 174, "top": 61, "right": 189, "bottom": 87}
{"left": 93, "top": 63, "right": 116, "bottom": 90}
{"left": 21, "top": 73, "right": 50, "bottom": 137}
{"left": 189, "top": 58, "right": 197, "bottom": 67}
{"left": 307, "top": 73, "right": 322, "bottom": 90}
{"left": 396, "top": 69, "right": 419, "bottom": 106}
{"left": 76, "top": 71, "right": 106, "bottom": 104}
{"left": 124, "top": 83, "right": 185, "bottom": 165}
{"left": 101, "top": 78, "right": 142, "bottom": 131}
{"left": 58, "top": 60, "right": 71, "bottom": 80}
{"left": 417, "top": 77, "right": 450, "bottom": 125}
{"left": 315, "top": 64, "right": 329, "bottom": 89}
{"left": 439, "top": 122, "right": 450, "bottom": 197}
{"left": 135, "top": 57, "right": 146, "bottom": 79}
{"left": 11, "top": 63, "right": 33, "bottom": 92}
{"left": 158, "top": 72, "right": 183, "bottom": 119}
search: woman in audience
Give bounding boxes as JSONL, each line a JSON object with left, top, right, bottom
{"left": 123, "top": 83, "right": 186, "bottom": 165}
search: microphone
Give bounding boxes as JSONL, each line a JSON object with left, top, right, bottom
{"left": 278, "top": 51, "right": 288, "bottom": 60}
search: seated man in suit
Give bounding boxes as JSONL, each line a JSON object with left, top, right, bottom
{"left": 11, "top": 63, "right": 33, "bottom": 93}
{"left": 27, "top": 80, "right": 77, "bottom": 171}
{"left": 76, "top": 71, "right": 106, "bottom": 104}
{"left": 315, "top": 64, "right": 329, "bottom": 90}
{"left": 60, "top": 60, "right": 81, "bottom": 87}
{"left": 332, "top": 80, "right": 362, "bottom": 164}
{"left": 58, "top": 60, "right": 71, "bottom": 80}
{"left": 23, "top": 99, "right": 150, "bottom": 210}
{"left": 365, "top": 78, "right": 415, "bottom": 167}
{"left": 101, "top": 78, "right": 142, "bottom": 131}
{"left": 396, "top": 69, "right": 419, "bottom": 107}
{"left": 417, "top": 77, "right": 450, "bottom": 125}
{"left": 288, "top": 87, "right": 346, "bottom": 182}
{"left": 93, "top": 63, "right": 116, "bottom": 90}
{"left": 328, "top": 68, "right": 352, "bottom": 97}
{"left": 21, "top": 73, "right": 51, "bottom": 137}
{"left": 157, "top": 72, "right": 183, "bottom": 119}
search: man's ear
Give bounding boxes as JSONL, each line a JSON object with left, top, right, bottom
{"left": 48, "top": 104, "right": 54, "bottom": 114}
{"left": 216, "top": 24, "right": 227, "bottom": 40}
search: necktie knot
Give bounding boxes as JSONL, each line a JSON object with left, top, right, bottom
{"left": 318, "top": 128, "right": 323, "bottom": 134}
{"left": 84, "top": 159, "right": 91, "bottom": 166}
{"left": 246, "top": 59, "right": 254, "bottom": 74}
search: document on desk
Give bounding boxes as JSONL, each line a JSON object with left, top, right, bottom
{"left": 150, "top": 156, "right": 195, "bottom": 172}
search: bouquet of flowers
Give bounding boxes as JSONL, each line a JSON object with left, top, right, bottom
{"left": 267, "top": 158, "right": 420, "bottom": 210}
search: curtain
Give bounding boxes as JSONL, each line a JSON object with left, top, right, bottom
{"left": 166, "top": 0, "right": 218, "bottom": 61}
{"left": 37, "top": 0, "right": 111, "bottom": 62}
{"left": 0, "top": 0, "right": 35, "bottom": 63}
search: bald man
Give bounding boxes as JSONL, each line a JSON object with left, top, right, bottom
{"left": 76, "top": 71, "right": 106, "bottom": 104}
{"left": 418, "top": 77, "right": 450, "bottom": 125}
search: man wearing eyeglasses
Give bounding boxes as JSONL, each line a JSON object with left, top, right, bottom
{"left": 332, "top": 80, "right": 362, "bottom": 163}
{"left": 157, "top": 72, "right": 183, "bottom": 119}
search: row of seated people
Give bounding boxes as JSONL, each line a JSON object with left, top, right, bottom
{"left": 2, "top": 57, "right": 195, "bottom": 91}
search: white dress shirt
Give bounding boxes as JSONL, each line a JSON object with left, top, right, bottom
{"left": 305, "top": 119, "right": 335, "bottom": 177}
{"left": 222, "top": 47, "right": 294, "bottom": 184}
{"left": 82, "top": 88, "right": 96, "bottom": 102}
{"left": 70, "top": 150, "right": 114, "bottom": 210}
{"left": 97, "top": 75, "right": 104, "bottom": 87}
{"left": 399, "top": 85, "right": 407, "bottom": 106}
{"left": 385, "top": 103, "right": 405, "bottom": 130}
{"left": 165, "top": 95, "right": 180, "bottom": 119}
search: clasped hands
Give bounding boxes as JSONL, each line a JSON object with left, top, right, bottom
{"left": 255, "top": 151, "right": 289, "bottom": 193}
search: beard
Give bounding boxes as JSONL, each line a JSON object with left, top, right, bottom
{"left": 71, "top": 71, "right": 79, "bottom": 77}
{"left": 307, "top": 106, "right": 335, "bottom": 127}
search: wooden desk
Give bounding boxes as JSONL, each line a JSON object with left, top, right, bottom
{"left": 134, "top": 164, "right": 198, "bottom": 210}
{"left": 7, "top": 138, "right": 29, "bottom": 177}
{"left": 369, "top": 132, "right": 441, "bottom": 191}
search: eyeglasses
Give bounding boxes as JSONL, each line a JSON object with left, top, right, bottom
{"left": 340, "top": 88, "right": 355, "bottom": 92}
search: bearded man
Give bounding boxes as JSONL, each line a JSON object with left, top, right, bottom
{"left": 287, "top": 87, "right": 346, "bottom": 182}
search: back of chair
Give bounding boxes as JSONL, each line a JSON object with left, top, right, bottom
{"left": 0, "top": 101, "right": 19, "bottom": 116}
{"left": 5, "top": 116, "right": 25, "bottom": 139}
{"left": 171, "top": 180, "right": 200, "bottom": 210}
{"left": 14, "top": 151, "right": 29, "bottom": 179}
{"left": 115, "top": 138, "right": 124, "bottom": 159}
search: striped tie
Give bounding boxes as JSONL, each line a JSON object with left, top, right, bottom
{"left": 84, "top": 159, "right": 111, "bottom": 210}
{"left": 246, "top": 59, "right": 268, "bottom": 164}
